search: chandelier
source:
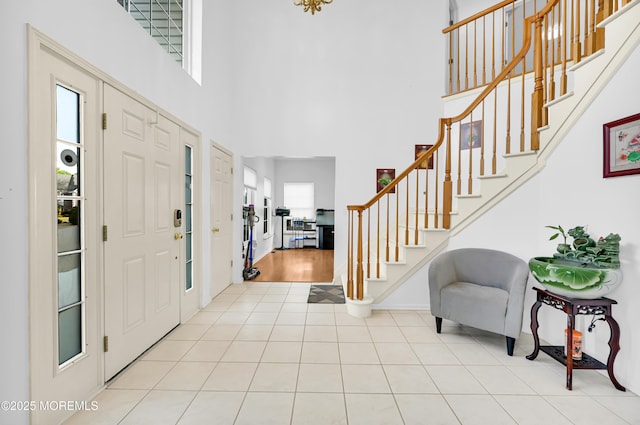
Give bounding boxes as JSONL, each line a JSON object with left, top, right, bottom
{"left": 293, "top": 0, "right": 333, "bottom": 15}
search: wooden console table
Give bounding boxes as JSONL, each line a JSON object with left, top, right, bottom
{"left": 526, "top": 287, "right": 625, "bottom": 391}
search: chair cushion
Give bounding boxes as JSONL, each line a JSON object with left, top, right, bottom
{"left": 440, "top": 281, "right": 508, "bottom": 335}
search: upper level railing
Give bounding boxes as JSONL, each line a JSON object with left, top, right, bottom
{"left": 346, "top": 0, "right": 633, "bottom": 301}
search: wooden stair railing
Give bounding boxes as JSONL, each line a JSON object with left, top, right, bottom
{"left": 346, "top": 0, "right": 632, "bottom": 302}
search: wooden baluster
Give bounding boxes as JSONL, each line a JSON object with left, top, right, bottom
{"left": 356, "top": 209, "right": 364, "bottom": 300}
{"left": 493, "top": 89, "right": 498, "bottom": 173}
{"left": 520, "top": 3, "right": 527, "bottom": 151}
{"left": 395, "top": 184, "right": 400, "bottom": 262}
{"left": 457, "top": 121, "right": 462, "bottom": 195}
{"left": 448, "top": 33, "right": 453, "bottom": 95}
{"left": 480, "top": 100, "right": 486, "bottom": 175}
{"left": 366, "top": 208, "right": 371, "bottom": 279}
{"left": 468, "top": 112, "right": 474, "bottom": 194}
{"left": 543, "top": 13, "right": 549, "bottom": 127}
{"left": 465, "top": 25, "right": 470, "bottom": 90}
{"left": 594, "top": 0, "right": 606, "bottom": 52}
{"left": 414, "top": 171, "right": 419, "bottom": 244}
{"left": 482, "top": 16, "right": 487, "bottom": 85}
{"left": 434, "top": 149, "right": 440, "bottom": 229}
{"left": 385, "top": 195, "right": 390, "bottom": 262}
{"left": 573, "top": 0, "right": 582, "bottom": 62}
{"left": 347, "top": 210, "right": 353, "bottom": 299}
{"left": 531, "top": 14, "right": 544, "bottom": 151}
{"left": 561, "top": 0, "right": 568, "bottom": 95}
{"left": 502, "top": 8, "right": 506, "bottom": 72}
{"left": 492, "top": 12, "right": 496, "bottom": 80}
{"left": 424, "top": 155, "right": 429, "bottom": 229}
{"left": 506, "top": 70, "right": 512, "bottom": 154}
{"left": 405, "top": 177, "right": 409, "bottom": 246}
{"left": 456, "top": 29, "right": 461, "bottom": 92}
{"left": 376, "top": 202, "right": 380, "bottom": 278}
{"left": 583, "top": 0, "right": 590, "bottom": 56}
{"left": 473, "top": 20, "right": 478, "bottom": 88}
{"left": 586, "top": 0, "right": 596, "bottom": 55}
{"left": 443, "top": 121, "right": 453, "bottom": 229}
{"left": 548, "top": 11, "right": 556, "bottom": 103}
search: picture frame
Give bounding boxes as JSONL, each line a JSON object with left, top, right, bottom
{"left": 460, "top": 120, "right": 483, "bottom": 150}
{"left": 603, "top": 112, "right": 640, "bottom": 178}
{"left": 376, "top": 168, "right": 395, "bottom": 193}
{"left": 415, "top": 144, "right": 434, "bottom": 169}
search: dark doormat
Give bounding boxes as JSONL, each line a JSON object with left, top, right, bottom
{"left": 307, "top": 285, "right": 346, "bottom": 304}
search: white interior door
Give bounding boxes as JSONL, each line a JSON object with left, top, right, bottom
{"left": 103, "top": 85, "right": 182, "bottom": 379}
{"left": 210, "top": 143, "right": 234, "bottom": 298}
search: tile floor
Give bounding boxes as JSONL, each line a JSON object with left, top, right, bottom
{"left": 65, "top": 282, "right": 640, "bottom": 425}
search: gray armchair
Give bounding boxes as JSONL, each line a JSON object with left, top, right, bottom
{"left": 428, "top": 248, "right": 529, "bottom": 356}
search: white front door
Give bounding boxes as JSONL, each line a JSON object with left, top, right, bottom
{"left": 103, "top": 85, "right": 182, "bottom": 379}
{"left": 210, "top": 144, "right": 234, "bottom": 298}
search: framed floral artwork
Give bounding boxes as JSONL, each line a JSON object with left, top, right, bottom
{"left": 376, "top": 168, "right": 395, "bottom": 193}
{"left": 460, "top": 120, "right": 482, "bottom": 150}
{"left": 603, "top": 113, "right": 640, "bottom": 178}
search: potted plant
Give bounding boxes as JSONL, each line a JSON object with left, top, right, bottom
{"left": 529, "top": 225, "right": 622, "bottom": 299}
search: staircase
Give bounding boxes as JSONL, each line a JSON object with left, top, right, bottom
{"left": 342, "top": 0, "right": 640, "bottom": 316}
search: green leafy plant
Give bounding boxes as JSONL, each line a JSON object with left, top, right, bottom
{"left": 545, "top": 225, "right": 621, "bottom": 269}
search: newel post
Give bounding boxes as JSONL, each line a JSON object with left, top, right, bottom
{"left": 531, "top": 15, "right": 544, "bottom": 151}
{"left": 443, "top": 122, "right": 453, "bottom": 228}
{"left": 346, "top": 209, "right": 354, "bottom": 300}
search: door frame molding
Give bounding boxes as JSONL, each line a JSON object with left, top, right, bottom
{"left": 27, "top": 25, "right": 202, "bottom": 422}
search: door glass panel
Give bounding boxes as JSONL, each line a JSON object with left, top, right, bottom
{"left": 184, "top": 145, "right": 193, "bottom": 291}
{"left": 58, "top": 306, "right": 82, "bottom": 364}
{"left": 58, "top": 254, "right": 81, "bottom": 308}
{"left": 56, "top": 85, "right": 80, "bottom": 143}
{"left": 56, "top": 83, "right": 85, "bottom": 366}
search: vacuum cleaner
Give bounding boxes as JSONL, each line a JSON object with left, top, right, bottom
{"left": 242, "top": 204, "right": 261, "bottom": 280}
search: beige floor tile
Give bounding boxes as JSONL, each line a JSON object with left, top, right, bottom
{"left": 306, "top": 312, "right": 336, "bottom": 325}
{"left": 339, "top": 342, "right": 380, "bottom": 364}
{"left": 383, "top": 365, "right": 439, "bottom": 393}
{"left": 200, "top": 324, "right": 242, "bottom": 340}
{"left": 270, "top": 325, "right": 305, "bottom": 341}
{"left": 164, "top": 324, "right": 211, "bottom": 341}
{"left": 597, "top": 395, "right": 640, "bottom": 424}
{"left": 235, "top": 392, "right": 295, "bottom": 425}
{"left": 143, "top": 340, "right": 196, "bottom": 361}
{"left": 411, "top": 343, "right": 461, "bottom": 365}
{"left": 426, "top": 365, "right": 487, "bottom": 394}
{"left": 389, "top": 311, "right": 427, "bottom": 326}
{"left": 181, "top": 340, "right": 231, "bottom": 362}
{"left": 335, "top": 312, "right": 367, "bottom": 326}
{"left": 235, "top": 324, "right": 273, "bottom": 341}
{"left": 176, "top": 391, "right": 244, "bottom": 425}
{"left": 252, "top": 302, "right": 283, "bottom": 312}
{"left": 304, "top": 325, "right": 338, "bottom": 342}
{"left": 467, "top": 365, "right": 536, "bottom": 395}
{"left": 154, "top": 361, "right": 216, "bottom": 390}
{"left": 249, "top": 362, "right": 299, "bottom": 391}
{"left": 300, "top": 341, "right": 340, "bottom": 363}
{"left": 494, "top": 395, "right": 573, "bottom": 425}
{"left": 368, "top": 326, "right": 407, "bottom": 342}
{"left": 261, "top": 341, "right": 303, "bottom": 363}
{"left": 221, "top": 341, "right": 267, "bottom": 362}
{"left": 119, "top": 390, "right": 196, "bottom": 425}
{"left": 297, "top": 363, "right": 343, "bottom": 393}
{"left": 395, "top": 394, "right": 460, "bottom": 425}
{"left": 344, "top": 394, "right": 403, "bottom": 425}
{"left": 374, "top": 342, "right": 420, "bottom": 364}
{"left": 216, "top": 311, "right": 251, "bottom": 324}
{"left": 276, "top": 312, "right": 307, "bottom": 325}
{"left": 187, "top": 310, "right": 223, "bottom": 324}
{"left": 364, "top": 311, "right": 397, "bottom": 326}
{"left": 342, "top": 364, "right": 391, "bottom": 393}
{"left": 399, "top": 326, "right": 441, "bottom": 343}
{"left": 292, "top": 393, "right": 347, "bottom": 425}
{"left": 445, "top": 394, "right": 516, "bottom": 425}
{"left": 544, "top": 395, "right": 629, "bottom": 425}
{"left": 63, "top": 389, "right": 148, "bottom": 425}
{"left": 307, "top": 303, "right": 336, "bottom": 313}
{"left": 201, "top": 362, "right": 258, "bottom": 391}
{"left": 109, "top": 361, "right": 176, "bottom": 390}
{"left": 508, "top": 364, "right": 587, "bottom": 396}
{"left": 451, "top": 342, "right": 501, "bottom": 365}
{"left": 245, "top": 311, "right": 279, "bottom": 325}
{"left": 280, "top": 303, "right": 308, "bottom": 313}
{"left": 261, "top": 294, "right": 287, "bottom": 303}
{"left": 337, "top": 326, "right": 372, "bottom": 342}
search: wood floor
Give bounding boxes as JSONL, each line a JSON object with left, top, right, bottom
{"left": 248, "top": 248, "right": 334, "bottom": 283}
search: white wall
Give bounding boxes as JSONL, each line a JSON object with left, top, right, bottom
{"left": 242, "top": 157, "right": 277, "bottom": 261}
{"left": 382, "top": 42, "right": 640, "bottom": 395}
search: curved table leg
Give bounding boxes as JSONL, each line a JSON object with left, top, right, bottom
{"left": 526, "top": 300, "right": 542, "bottom": 361}
{"left": 604, "top": 314, "right": 626, "bottom": 391}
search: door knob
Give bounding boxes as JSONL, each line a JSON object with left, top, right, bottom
{"left": 212, "top": 227, "right": 220, "bottom": 233}
{"left": 174, "top": 233, "right": 183, "bottom": 240}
